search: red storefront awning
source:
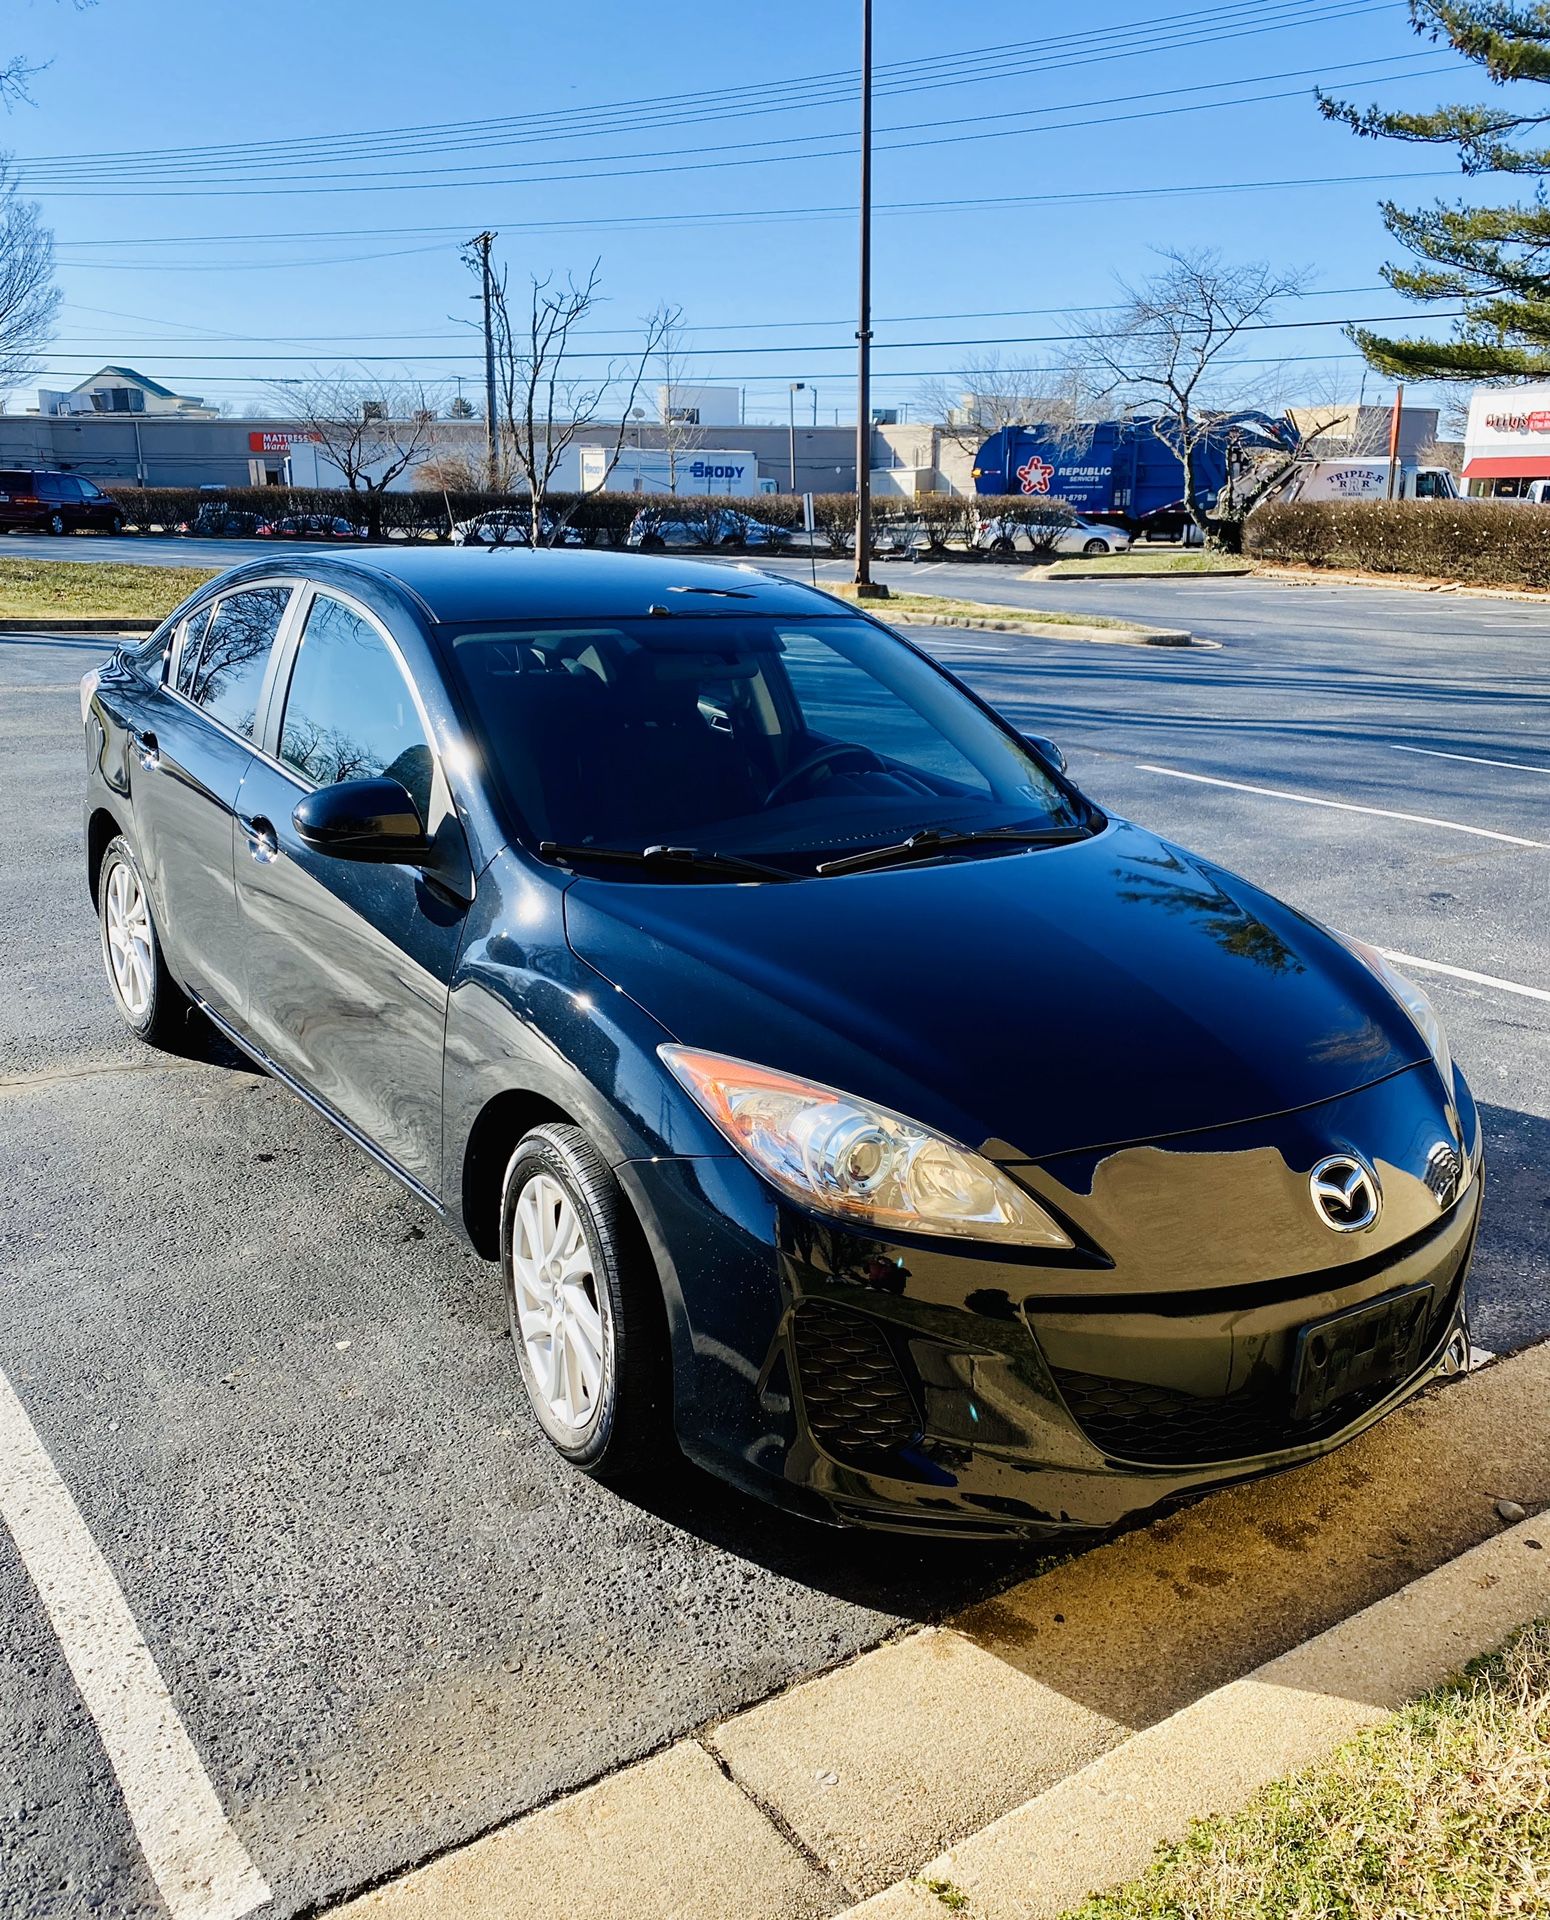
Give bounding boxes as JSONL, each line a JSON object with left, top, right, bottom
{"left": 1461, "top": 455, "right": 1550, "bottom": 479}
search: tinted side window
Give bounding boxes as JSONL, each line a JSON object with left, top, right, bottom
{"left": 279, "top": 594, "right": 431, "bottom": 817}
{"left": 37, "top": 474, "right": 66, "bottom": 499}
{"left": 186, "top": 586, "right": 290, "bottom": 738}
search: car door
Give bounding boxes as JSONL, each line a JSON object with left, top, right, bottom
{"left": 233, "top": 585, "right": 472, "bottom": 1193}
{"left": 130, "top": 582, "right": 298, "bottom": 1019}
{"left": 71, "top": 477, "right": 116, "bottom": 529}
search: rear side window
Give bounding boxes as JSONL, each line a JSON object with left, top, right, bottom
{"left": 185, "top": 586, "right": 291, "bottom": 739}
{"left": 279, "top": 593, "right": 431, "bottom": 816}
{"left": 0, "top": 471, "right": 32, "bottom": 492}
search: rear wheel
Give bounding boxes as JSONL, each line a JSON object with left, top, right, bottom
{"left": 45, "top": 511, "right": 66, "bottom": 535}
{"left": 97, "top": 835, "right": 190, "bottom": 1048}
{"left": 991, "top": 535, "right": 1016, "bottom": 557}
{"left": 501, "top": 1123, "right": 668, "bottom": 1480}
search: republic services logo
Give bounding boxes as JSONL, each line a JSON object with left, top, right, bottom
{"left": 1016, "top": 454, "right": 1055, "bottom": 495}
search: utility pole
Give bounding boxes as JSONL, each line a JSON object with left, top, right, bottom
{"left": 467, "top": 230, "right": 499, "bottom": 489}
{"left": 1385, "top": 383, "right": 1404, "bottom": 501}
{"left": 852, "top": 0, "right": 880, "bottom": 594}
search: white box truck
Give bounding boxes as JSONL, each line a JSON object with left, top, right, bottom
{"left": 1279, "top": 459, "right": 1459, "bottom": 503}
{"left": 580, "top": 447, "right": 772, "bottom": 495}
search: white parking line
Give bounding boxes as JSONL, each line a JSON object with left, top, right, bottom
{"left": 1379, "top": 951, "right": 1550, "bottom": 1006}
{"left": 1137, "top": 764, "right": 1550, "bottom": 850}
{"left": 1392, "top": 744, "right": 1550, "bottom": 777}
{"left": 0, "top": 1367, "right": 270, "bottom": 1920}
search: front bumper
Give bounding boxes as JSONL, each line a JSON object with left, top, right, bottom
{"left": 618, "top": 1065, "right": 1482, "bottom": 1538}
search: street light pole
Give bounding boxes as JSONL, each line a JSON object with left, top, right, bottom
{"left": 788, "top": 381, "right": 806, "bottom": 491}
{"left": 853, "top": 0, "right": 878, "bottom": 592}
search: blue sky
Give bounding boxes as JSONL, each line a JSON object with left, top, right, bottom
{"left": 6, "top": 0, "right": 1491, "bottom": 423}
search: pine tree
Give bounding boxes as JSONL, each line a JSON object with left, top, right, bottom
{"left": 1320, "top": 2, "right": 1550, "bottom": 378}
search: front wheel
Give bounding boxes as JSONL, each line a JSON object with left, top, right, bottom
{"left": 991, "top": 535, "right": 1016, "bottom": 557}
{"left": 501, "top": 1123, "right": 668, "bottom": 1479}
{"left": 97, "top": 835, "right": 190, "bottom": 1047}
{"left": 107, "top": 513, "right": 125, "bottom": 535}
{"left": 1082, "top": 538, "right": 1108, "bottom": 557}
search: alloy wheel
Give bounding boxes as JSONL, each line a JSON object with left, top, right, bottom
{"left": 104, "top": 857, "right": 153, "bottom": 1021}
{"left": 509, "top": 1172, "right": 610, "bottom": 1441}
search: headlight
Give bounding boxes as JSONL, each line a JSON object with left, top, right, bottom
{"left": 1335, "top": 932, "right": 1454, "bottom": 1092}
{"left": 659, "top": 1046, "right": 1072, "bottom": 1247}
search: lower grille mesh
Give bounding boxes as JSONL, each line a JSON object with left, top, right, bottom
{"left": 792, "top": 1301, "right": 921, "bottom": 1459}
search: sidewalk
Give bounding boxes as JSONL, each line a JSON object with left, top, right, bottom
{"left": 328, "top": 1342, "right": 1550, "bottom": 1920}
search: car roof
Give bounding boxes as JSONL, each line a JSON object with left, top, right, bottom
{"left": 212, "top": 545, "right": 838, "bottom": 623}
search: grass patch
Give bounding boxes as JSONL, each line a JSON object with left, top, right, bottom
{"left": 1046, "top": 550, "right": 1249, "bottom": 578}
{"left": 0, "top": 558, "right": 218, "bottom": 622}
{"left": 825, "top": 583, "right": 1141, "bottom": 630}
{"left": 1066, "top": 1619, "right": 1550, "bottom": 1920}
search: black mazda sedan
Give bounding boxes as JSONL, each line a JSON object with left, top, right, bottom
{"left": 81, "top": 549, "right": 1479, "bottom": 1537}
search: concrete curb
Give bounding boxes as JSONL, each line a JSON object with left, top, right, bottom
{"left": 0, "top": 617, "right": 155, "bottom": 633}
{"left": 898, "top": 613, "right": 1202, "bottom": 648}
{"left": 842, "top": 1513, "right": 1550, "bottom": 1920}
{"left": 1251, "top": 564, "right": 1550, "bottom": 603}
{"left": 1042, "top": 566, "right": 1254, "bottom": 582}
{"left": 317, "top": 1342, "right": 1550, "bottom": 1920}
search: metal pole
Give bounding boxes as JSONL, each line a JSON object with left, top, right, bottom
{"left": 852, "top": 0, "right": 876, "bottom": 591}
{"left": 1385, "top": 383, "right": 1404, "bottom": 500}
{"left": 789, "top": 387, "right": 797, "bottom": 492}
{"left": 468, "top": 231, "right": 499, "bottom": 490}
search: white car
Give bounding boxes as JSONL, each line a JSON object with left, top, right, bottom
{"left": 976, "top": 515, "right": 1132, "bottom": 558}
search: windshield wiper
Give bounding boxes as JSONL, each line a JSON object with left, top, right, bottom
{"left": 816, "top": 825, "right": 1086, "bottom": 878}
{"left": 539, "top": 842, "right": 799, "bottom": 884}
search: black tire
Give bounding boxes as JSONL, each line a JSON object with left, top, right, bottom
{"left": 96, "top": 834, "right": 191, "bottom": 1049}
{"left": 1082, "top": 538, "right": 1108, "bottom": 557}
{"left": 46, "top": 511, "right": 66, "bottom": 536}
{"left": 500, "top": 1122, "right": 669, "bottom": 1480}
{"left": 107, "top": 513, "right": 125, "bottom": 536}
{"left": 991, "top": 535, "right": 1016, "bottom": 557}
{"left": 640, "top": 534, "right": 665, "bottom": 551}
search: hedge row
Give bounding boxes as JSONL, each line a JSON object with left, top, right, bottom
{"left": 100, "top": 484, "right": 1069, "bottom": 552}
{"left": 1246, "top": 500, "right": 1550, "bottom": 589}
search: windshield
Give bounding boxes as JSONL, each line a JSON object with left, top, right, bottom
{"left": 442, "top": 614, "right": 1091, "bottom": 873}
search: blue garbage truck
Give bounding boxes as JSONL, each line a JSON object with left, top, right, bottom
{"left": 971, "top": 413, "right": 1296, "bottom": 530}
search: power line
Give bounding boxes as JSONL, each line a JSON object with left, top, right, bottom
{"left": 21, "top": 52, "right": 1460, "bottom": 198}
{"left": 15, "top": 0, "right": 1399, "bottom": 183}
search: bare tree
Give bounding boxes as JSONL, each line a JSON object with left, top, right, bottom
{"left": 0, "top": 162, "right": 58, "bottom": 391}
{"left": 476, "top": 255, "right": 672, "bottom": 543}
{"left": 653, "top": 305, "right": 702, "bottom": 494}
{"left": 1068, "top": 249, "right": 1307, "bottom": 539}
{"left": 917, "top": 354, "right": 1083, "bottom": 454}
{"left": 268, "top": 370, "right": 446, "bottom": 534}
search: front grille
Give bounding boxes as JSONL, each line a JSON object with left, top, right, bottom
{"left": 791, "top": 1301, "right": 922, "bottom": 1460}
{"left": 1049, "top": 1368, "right": 1326, "bottom": 1465}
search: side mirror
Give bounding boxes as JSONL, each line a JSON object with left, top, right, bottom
{"left": 292, "top": 776, "right": 431, "bottom": 862}
{"left": 1023, "top": 733, "right": 1067, "bottom": 776}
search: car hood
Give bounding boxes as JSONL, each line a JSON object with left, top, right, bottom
{"left": 560, "top": 819, "right": 1429, "bottom": 1161}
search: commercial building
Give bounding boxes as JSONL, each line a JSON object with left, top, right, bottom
{"left": 1461, "top": 384, "right": 1550, "bottom": 496}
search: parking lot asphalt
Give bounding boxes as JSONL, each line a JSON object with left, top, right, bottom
{"left": 1, "top": 563, "right": 1546, "bottom": 1917}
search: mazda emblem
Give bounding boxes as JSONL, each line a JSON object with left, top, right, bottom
{"left": 1310, "top": 1154, "right": 1381, "bottom": 1233}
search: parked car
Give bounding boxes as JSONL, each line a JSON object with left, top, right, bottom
{"left": 0, "top": 469, "right": 125, "bottom": 536}
{"left": 449, "top": 510, "right": 581, "bottom": 547}
{"left": 975, "top": 514, "right": 1133, "bottom": 558}
{"left": 177, "top": 505, "right": 275, "bottom": 538}
{"left": 81, "top": 550, "right": 1479, "bottom": 1538}
{"left": 272, "top": 514, "right": 366, "bottom": 540}
{"left": 627, "top": 506, "right": 791, "bottom": 550}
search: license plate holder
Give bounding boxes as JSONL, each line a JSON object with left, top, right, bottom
{"left": 1291, "top": 1284, "right": 1434, "bottom": 1425}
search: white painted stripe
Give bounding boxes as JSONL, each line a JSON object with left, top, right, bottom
{"left": 1392, "top": 743, "right": 1550, "bottom": 776}
{"left": 0, "top": 1368, "right": 270, "bottom": 1920}
{"left": 1137, "top": 764, "right": 1550, "bottom": 849}
{"left": 1379, "top": 949, "right": 1550, "bottom": 1006}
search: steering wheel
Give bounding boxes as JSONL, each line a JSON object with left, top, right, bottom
{"left": 764, "top": 741, "right": 887, "bottom": 807}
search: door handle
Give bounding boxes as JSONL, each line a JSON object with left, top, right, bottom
{"left": 239, "top": 813, "right": 280, "bottom": 863}
{"left": 130, "top": 728, "right": 159, "bottom": 771}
